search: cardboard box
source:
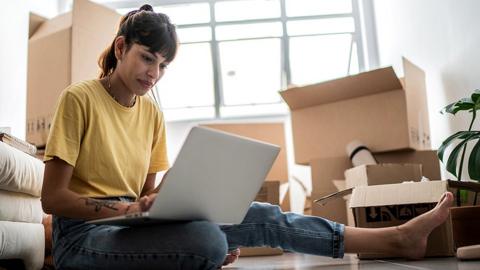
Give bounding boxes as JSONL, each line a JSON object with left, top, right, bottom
{"left": 375, "top": 150, "right": 441, "bottom": 181}
{"left": 309, "top": 156, "right": 351, "bottom": 225}
{"left": 310, "top": 150, "right": 440, "bottom": 194}
{"left": 345, "top": 163, "right": 423, "bottom": 189}
{"left": 310, "top": 150, "right": 439, "bottom": 225}
{"left": 280, "top": 58, "right": 430, "bottom": 165}
{"left": 450, "top": 205, "right": 480, "bottom": 248}
{"left": 348, "top": 180, "right": 480, "bottom": 258}
{"left": 27, "top": 0, "right": 120, "bottom": 146}
{"left": 255, "top": 181, "right": 280, "bottom": 205}
{"left": 311, "top": 156, "right": 350, "bottom": 194}
{"left": 201, "top": 123, "right": 288, "bottom": 184}
{"left": 312, "top": 180, "right": 349, "bottom": 225}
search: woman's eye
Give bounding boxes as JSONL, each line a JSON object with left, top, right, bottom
{"left": 142, "top": 55, "right": 154, "bottom": 63}
{"left": 160, "top": 63, "right": 168, "bottom": 69}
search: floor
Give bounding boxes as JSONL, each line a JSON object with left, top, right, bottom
{"left": 225, "top": 253, "right": 480, "bottom": 269}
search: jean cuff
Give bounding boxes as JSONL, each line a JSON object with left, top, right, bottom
{"left": 332, "top": 222, "right": 345, "bottom": 258}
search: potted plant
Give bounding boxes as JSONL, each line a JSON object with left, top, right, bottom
{"left": 438, "top": 89, "right": 480, "bottom": 249}
{"left": 438, "top": 90, "right": 480, "bottom": 204}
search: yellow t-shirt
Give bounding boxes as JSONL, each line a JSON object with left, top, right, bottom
{"left": 44, "top": 79, "right": 169, "bottom": 199}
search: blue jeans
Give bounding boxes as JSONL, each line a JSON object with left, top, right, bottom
{"left": 52, "top": 201, "right": 344, "bottom": 270}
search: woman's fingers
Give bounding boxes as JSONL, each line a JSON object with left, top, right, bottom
{"left": 138, "top": 194, "right": 157, "bottom": 211}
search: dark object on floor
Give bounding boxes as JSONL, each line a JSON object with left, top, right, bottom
{"left": 0, "top": 259, "right": 25, "bottom": 270}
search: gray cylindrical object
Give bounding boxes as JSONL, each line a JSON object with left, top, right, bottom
{"left": 346, "top": 140, "right": 377, "bottom": 167}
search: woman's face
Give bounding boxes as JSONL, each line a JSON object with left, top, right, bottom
{"left": 115, "top": 38, "right": 169, "bottom": 96}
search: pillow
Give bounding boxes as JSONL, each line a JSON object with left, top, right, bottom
{"left": 0, "top": 142, "right": 44, "bottom": 197}
{"left": 0, "top": 221, "right": 44, "bottom": 270}
{"left": 0, "top": 190, "right": 43, "bottom": 223}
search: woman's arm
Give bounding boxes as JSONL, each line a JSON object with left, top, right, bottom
{"left": 41, "top": 158, "right": 148, "bottom": 220}
{"left": 140, "top": 173, "right": 157, "bottom": 197}
{"left": 141, "top": 170, "right": 169, "bottom": 196}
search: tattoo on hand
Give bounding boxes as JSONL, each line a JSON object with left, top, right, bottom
{"left": 80, "top": 198, "right": 119, "bottom": 212}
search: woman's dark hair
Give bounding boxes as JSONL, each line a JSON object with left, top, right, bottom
{"left": 98, "top": 4, "right": 178, "bottom": 78}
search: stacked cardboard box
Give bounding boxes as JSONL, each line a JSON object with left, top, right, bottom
{"left": 280, "top": 57, "right": 433, "bottom": 220}
{"left": 280, "top": 57, "right": 464, "bottom": 258}
{"left": 27, "top": 0, "right": 120, "bottom": 147}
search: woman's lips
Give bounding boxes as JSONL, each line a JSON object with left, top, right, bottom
{"left": 138, "top": 79, "right": 153, "bottom": 89}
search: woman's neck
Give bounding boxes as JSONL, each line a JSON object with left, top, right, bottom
{"left": 105, "top": 73, "right": 136, "bottom": 107}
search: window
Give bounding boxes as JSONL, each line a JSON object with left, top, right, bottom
{"left": 109, "top": 0, "right": 372, "bottom": 121}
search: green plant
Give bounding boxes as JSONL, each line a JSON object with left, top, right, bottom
{"left": 438, "top": 90, "right": 480, "bottom": 205}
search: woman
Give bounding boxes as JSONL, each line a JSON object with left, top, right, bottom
{"left": 41, "top": 5, "right": 453, "bottom": 270}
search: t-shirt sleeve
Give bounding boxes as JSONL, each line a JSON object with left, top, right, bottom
{"left": 148, "top": 111, "right": 169, "bottom": 173}
{"left": 44, "top": 90, "right": 85, "bottom": 167}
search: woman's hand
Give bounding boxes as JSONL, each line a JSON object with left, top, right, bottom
{"left": 125, "top": 193, "right": 157, "bottom": 214}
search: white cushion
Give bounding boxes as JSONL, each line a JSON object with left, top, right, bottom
{"left": 0, "top": 142, "right": 44, "bottom": 197}
{"left": 0, "top": 190, "right": 43, "bottom": 223}
{"left": 0, "top": 221, "right": 44, "bottom": 270}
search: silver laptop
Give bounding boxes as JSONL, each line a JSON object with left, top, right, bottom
{"left": 87, "top": 126, "right": 280, "bottom": 226}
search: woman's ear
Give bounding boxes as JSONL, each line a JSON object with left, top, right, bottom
{"left": 114, "top": 36, "right": 126, "bottom": 61}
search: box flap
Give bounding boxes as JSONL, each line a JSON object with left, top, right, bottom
{"left": 29, "top": 12, "right": 72, "bottom": 42}
{"left": 349, "top": 181, "right": 449, "bottom": 208}
{"left": 345, "top": 163, "right": 423, "bottom": 189}
{"left": 402, "top": 57, "right": 431, "bottom": 148}
{"left": 71, "top": 0, "right": 120, "bottom": 82}
{"left": 314, "top": 188, "right": 353, "bottom": 206}
{"left": 279, "top": 67, "right": 402, "bottom": 110}
{"left": 29, "top": 13, "right": 47, "bottom": 38}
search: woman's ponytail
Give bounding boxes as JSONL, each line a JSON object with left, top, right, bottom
{"left": 98, "top": 40, "right": 117, "bottom": 79}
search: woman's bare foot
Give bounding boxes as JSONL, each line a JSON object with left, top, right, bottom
{"left": 394, "top": 191, "right": 453, "bottom": 259}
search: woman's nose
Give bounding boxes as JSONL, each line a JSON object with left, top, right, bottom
{"left": 147, "top": 66, "right": 160, "bottom": 80}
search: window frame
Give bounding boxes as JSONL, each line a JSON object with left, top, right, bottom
{"left": 93, "top": 0, "right": 378, "bottom": 121}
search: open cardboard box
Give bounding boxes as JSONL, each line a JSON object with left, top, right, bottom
{"left": 280, "top": 58, "right": 430, "bottom": 165}
{"left": 27, "top": 0, "right": 120, "bottom": 147}
{"left": 315, "top": 180, "right": 480, "bottom": 259}
{"left": 345, "top": 163, "right": 422, "bottom": 189}
{"left": 310, "top": 150, "right": 440, "bottom": 225}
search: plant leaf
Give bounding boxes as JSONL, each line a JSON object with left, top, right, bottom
{"left": 468, "top": 138, "right": 480, "bottom": 181}
{"left": 438, "top": 131, "right": 477, "bottom": 162}
{"left": 471, "top": 89, "right": 480, "bottom": 104}
{"left": 441, "top": 99, "right": 475, "bottom": 115}
{"left": 446, "top": 133, "right": 479, "bottom": 179}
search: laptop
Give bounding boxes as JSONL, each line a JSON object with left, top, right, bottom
{"left": 87, "top": 126, "right": 280, "bottom": 226}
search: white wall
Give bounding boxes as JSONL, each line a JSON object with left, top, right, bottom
{"left": 373, "top": 0, "right": 480, "bottom": 149}
{"left": 0, "top": 1, "right": 59, "bottom": 139}
{"left": 0, "top": 2, "right": 29, "bottom": 139}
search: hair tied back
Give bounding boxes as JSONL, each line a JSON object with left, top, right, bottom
{"left": 139, "top": 4, "right": 154, "bottom": 12}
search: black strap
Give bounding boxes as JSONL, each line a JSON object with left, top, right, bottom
{"left": 349, "top": 145, "right": 371, "bottom": 161}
